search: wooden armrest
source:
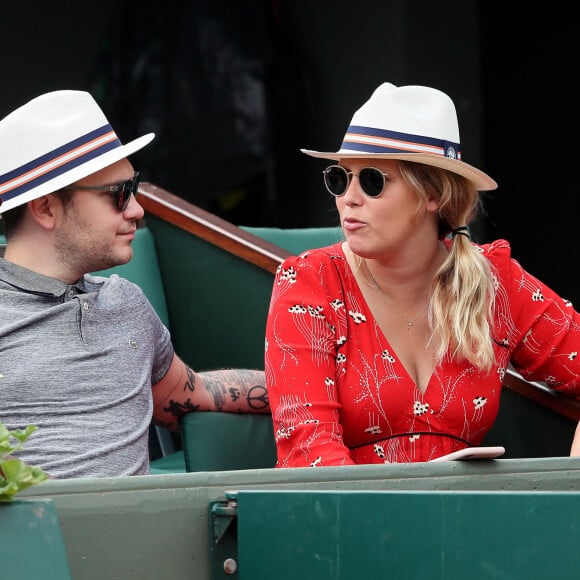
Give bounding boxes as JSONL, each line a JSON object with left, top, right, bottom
{"left": 138, "top": 182, "right": 291, "bottom": 274}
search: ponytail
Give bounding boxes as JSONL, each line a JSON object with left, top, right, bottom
{"left": 399, "top": 161, "right": 496, "bottom": 371}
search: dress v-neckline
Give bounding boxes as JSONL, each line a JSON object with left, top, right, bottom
{"left": 340, "top": 244, "right": 436, "bottom": 397}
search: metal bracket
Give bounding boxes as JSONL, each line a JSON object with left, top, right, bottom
{"left": 209, "top": 491, "right": 239, "bottom": 579}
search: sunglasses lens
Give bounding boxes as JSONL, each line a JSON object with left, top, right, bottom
{"left": 117, "top": 184, "right": 129, "bottom": 211}
{"left": 324, "top": 166, "right": 349, "bottom": 196}
{"left": 117, "top": 174, "right": 139, "bottom": 211}
{"left": 359, "top": 168, "right": 385, "bottom": 197}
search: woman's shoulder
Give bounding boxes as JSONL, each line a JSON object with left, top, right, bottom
{"left": 475, "top": 238, "right": 513, "bottom": 264}
{"left": 278, "top": 242, "right": 346, "bottom": 270}
{"left": 275, "top": 243, "right": 348, "bottom": 289}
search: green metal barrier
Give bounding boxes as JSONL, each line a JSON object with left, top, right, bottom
{"left": 0, "top": 499, "right": 72, "bottom": 578}
{"left": 21, "top": 457, "right": 580, "bottom": 579}
{"left": 234, "top": 489, "right": 580, "bottom": 579}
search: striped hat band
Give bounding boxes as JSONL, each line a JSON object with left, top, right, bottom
{"left": 0, "top": 124, "right": 120, "bottom": 202}
{"left": 0, "top": 90, "right": 154, "bottom": 213}
{"left": 342, "top": 125, "right": 461, "bottom": 160}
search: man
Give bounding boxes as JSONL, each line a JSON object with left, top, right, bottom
{"left": 0, "top": 90, "right": 268, "bottom": 478}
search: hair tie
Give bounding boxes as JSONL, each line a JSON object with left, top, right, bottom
{"left": 451, "top": 226, "right": 470, "bottom": 239}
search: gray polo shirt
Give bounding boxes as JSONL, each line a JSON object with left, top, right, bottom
{"left": 0, "top": 258, "right": 174, "bottom": 478}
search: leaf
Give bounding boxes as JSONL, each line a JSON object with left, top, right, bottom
{"left": 9, "top": 424, "right": 38, "bottom": 444}
{"left": 0, "top": 459, "right": 47, "bottom": 501}
{"left": 0, "top": 477, "right": 20, "bottom": 501}
{"left": 0, "top": 423, "right": 12, "bottom": 454}
{"left": 0, "top": 421, "right": 47, "bottom": 501}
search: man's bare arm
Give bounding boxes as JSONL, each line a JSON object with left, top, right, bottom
{"left": 152, "top": 354, "right": 268, "bottom": 431}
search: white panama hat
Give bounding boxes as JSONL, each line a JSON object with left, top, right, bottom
{"left": 0, "top": 90, "right": 155, "bottom": 214}
{"left": 301, "top": 82, "right": 497, "bottom": 191}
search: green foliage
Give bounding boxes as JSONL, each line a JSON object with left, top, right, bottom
{"left": 0, "top": 422, "right": 47, "bottom": 502}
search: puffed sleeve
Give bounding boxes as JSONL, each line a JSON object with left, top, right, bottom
{"left": 265, "top": 249, "right": 356, "bottom": 467}
{"left": 487, "top": 240, "right": 580, "bottom": 396}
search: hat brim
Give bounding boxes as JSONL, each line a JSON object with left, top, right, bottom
{"left": 0, "top": 133, "right": 155, "bottom": 214}
{"left": 301, "top": 148, "right": 497, "bottom": 191}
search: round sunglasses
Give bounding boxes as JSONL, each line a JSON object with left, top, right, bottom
{"left": 62, "top": 172, "right": 140, "bottom": 212}
{"left": 323, "top": 165, "right": 389, "bottom": 198}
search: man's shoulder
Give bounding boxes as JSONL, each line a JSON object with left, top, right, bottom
{"left": 85, "top": 272, "right": 141, "bottom": 289}
{"left": 84, "top": 273, "right": 149, "bottom": 302}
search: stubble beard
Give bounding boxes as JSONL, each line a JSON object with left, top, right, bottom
{"left": 54, "top": 214, "right": 132, "bottom": 276}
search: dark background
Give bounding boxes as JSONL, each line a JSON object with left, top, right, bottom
{"left": 1, "top": 2, "right": 577, "bottom": 302}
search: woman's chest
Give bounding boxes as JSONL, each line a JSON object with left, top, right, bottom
{"left": 333, "top": 315, "right": 505, "bottom": 439}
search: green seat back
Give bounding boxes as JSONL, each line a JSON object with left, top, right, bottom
{"left": 97, "top": 227, "right": 169, "bottom": 327}
{"left": 142, "top": 214, "right": 276, "bottom": 370}
{"left": 140, "top": 220, "right": 345, "bottom": 473}
{"left": 241, "top": 225, "right": 343, "bottom": 255}
{"left": 180, "top": 412, "right": 276, "bottom": 471}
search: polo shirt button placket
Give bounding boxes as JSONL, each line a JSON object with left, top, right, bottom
{"left": 78, "top": 300, "right": 89, "bottom": 345}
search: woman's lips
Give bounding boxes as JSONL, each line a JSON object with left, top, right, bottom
{"left": 342, "top": 218, "right": 366, "bottom": 231}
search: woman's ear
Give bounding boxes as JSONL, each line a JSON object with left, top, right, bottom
{"left": 426, "top": 197, "right": 439, "bottom": 213}
{"left": 423, "top": 183, "right": 440, "bottom": 213}
{"left": 28, "top": 195, "right": 58, "bottom": 230}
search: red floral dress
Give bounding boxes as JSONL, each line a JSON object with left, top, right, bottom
{"left": 265, "top": 240, "right": 580, "bottom": 467}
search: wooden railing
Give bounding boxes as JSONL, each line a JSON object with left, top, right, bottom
{"left": 503, "top": 369, "right": 580, "bottom": 421}
{"left": 138, "top": 182, "right": 580, "bottom": 423}
{"left": 138, "top": 183, "right": 291, "bottom": 274}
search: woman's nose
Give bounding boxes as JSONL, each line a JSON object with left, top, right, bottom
{"left": 342, "top": 173, "right": 364, "bottom": 205}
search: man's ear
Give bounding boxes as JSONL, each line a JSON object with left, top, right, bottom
{"left": 27, "top": 195, "right": 58, "bottom": 230}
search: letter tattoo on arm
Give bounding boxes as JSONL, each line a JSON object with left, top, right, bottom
{"left": 184, "top": 366, "right": 196, "bottom": 392}
{"left": 163, "top": 398, "right": 200, "bottom": 418}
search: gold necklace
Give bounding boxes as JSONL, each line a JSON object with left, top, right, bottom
{"left": 363, "top": 259, "right": 429, "bottom": 330}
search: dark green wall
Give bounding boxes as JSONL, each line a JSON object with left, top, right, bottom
{"left": 2, "top": 3, "right": 577, "bottom": 302}
{"left": 0, "top": 1, "right": 483, "bottom": 230}
{"left": 0, "top": 3, "right": 113, "bottom": 116}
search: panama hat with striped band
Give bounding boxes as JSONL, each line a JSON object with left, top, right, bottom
{"left": 0, "top": 90, "right": 155, "bottom": 214}
{"left": 301, "top": 82, "right": 497, "bottom": 191}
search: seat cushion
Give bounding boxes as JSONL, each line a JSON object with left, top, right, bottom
{"left": 180, "top": 412, "right": 277, "bottom": 471}
{"left": 149, "top": 450, "right": 187, "bottom": 474}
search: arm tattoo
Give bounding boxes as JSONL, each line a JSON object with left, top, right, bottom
{"left": 209, "top": 384, "right": 227, "bottom": 411}
{"left": 183, "top": 366, "right": 196, "bottom": 392}
{"left": 163, "top": 398, "right": 200, "bottom": 418}
{"left": 200, "top": 369, "right": 268, "bottom": 412}
{"left": 246, "top": 385, "right": 269, "bottom": 410}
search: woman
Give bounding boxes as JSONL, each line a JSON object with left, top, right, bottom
{"left": 265, "top": 82, "right": 580, "bottom": 467}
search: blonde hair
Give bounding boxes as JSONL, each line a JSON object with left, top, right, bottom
{"left": 398, "top": 161, "right": 496, "bottom": 371}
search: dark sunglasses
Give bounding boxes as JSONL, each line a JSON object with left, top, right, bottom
{"left": 62, "top": 172, "right": 140, "bottom": 212}
{"left": 323, "top": 165, "right": 389, "bottom": 198}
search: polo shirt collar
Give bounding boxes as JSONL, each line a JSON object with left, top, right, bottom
{"left": 0, "top": 257, "right": 89, "bottom": 297}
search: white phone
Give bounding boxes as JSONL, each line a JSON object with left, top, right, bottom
{"left": 429, "top": 446, "right": 505, "bottom": 462}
